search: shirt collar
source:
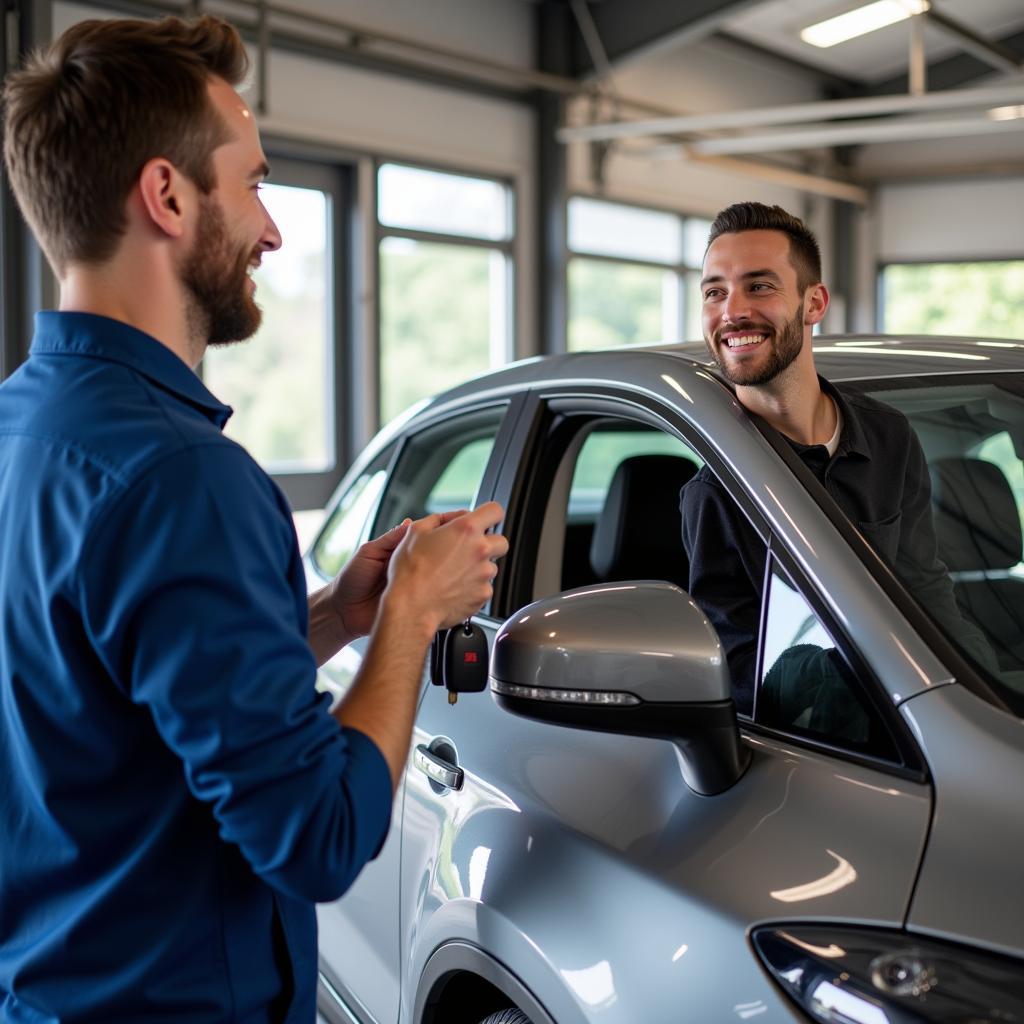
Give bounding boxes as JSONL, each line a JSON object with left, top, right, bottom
{"left": 30, "top": 311, "right": 233, "bottom": 428}
{"left": 818, "top": 375, "right": 870, "bottom": 459}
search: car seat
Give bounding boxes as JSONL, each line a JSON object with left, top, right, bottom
{"left": 588, "top": 453, "right": 697, "bottom": 590}
{"left": 929, "top": 456, "right": 1024, "bottom": 671}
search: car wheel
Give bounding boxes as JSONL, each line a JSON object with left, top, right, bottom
{"left": 477, "top": 1010, "right": 532, "bottom": 1024}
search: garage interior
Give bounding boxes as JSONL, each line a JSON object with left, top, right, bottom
{"left": 1, "top": 0, "right": 1022, "bottom": 534}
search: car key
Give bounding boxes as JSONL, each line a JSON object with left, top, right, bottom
{"left": 429, "top": 630, "right": 446, "bottom": 687}
{"left": 442, "top": 620, "right": 489, "bottom": 705}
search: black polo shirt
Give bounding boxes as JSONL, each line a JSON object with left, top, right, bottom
{"left": 680, "top": 376, "right": 991, "bottom": 713}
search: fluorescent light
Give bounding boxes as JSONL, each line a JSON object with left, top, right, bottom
{"left": 989, "top": 104, "right": 1024, "bottom": 121}
{"left": 801, "top": 0, "right": 929, "bottom": 48}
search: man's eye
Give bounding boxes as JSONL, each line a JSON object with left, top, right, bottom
{"left": 703, "top": 289, "right": 722, "bottom": 301}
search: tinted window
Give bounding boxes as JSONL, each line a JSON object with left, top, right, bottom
{"left": 373, "top": 407, "right": 505, "bottom": 535}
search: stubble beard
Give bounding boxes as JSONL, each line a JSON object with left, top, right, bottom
{"left": 706, "top": 301, "right": 805, "bottom": 387}
{"left": 181, "top": 196, "right": 263, "bottom": 349}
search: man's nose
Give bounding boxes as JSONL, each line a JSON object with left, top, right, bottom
{"left": 260, "top": 208, "right": 283, "bottom": 253}
{"left": 722, "top": 290, "right": 751, "bottom": 323}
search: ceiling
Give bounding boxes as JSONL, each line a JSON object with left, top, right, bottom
{"left": 559, "top": 0, "right": 1024, "bottom": 95}
{"left": 721, "top": 0, "right": 1024, "bottom": 84}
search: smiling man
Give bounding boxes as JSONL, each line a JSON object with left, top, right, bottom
{"left": 681, "top": 202, "right": 991, "bottom": 713}
{"left": 0, "top": 15, "right": 506, "bottom": 1023}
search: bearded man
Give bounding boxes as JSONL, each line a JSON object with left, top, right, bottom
{"left": 681, "top": 202, "right": 990, "bottom": 714}
{"left": 0, "top": 15, "right": 506, "bottom": 1022}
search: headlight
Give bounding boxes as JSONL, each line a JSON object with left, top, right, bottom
{"left": 752, "top": 925, "right": 1024, "bottom": 1023}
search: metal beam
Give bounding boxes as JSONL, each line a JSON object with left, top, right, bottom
{"left": 870, "top": 27, "right": 1024, "bottom": 94}
{"left": 1, "top": 0, "right": 54, "bottom": 381}
{"left": 557, "top": 78, "right": 1024, "bottom": 143}
{"left": 686, "top": 112, "right": 1024, "bottom": 157}
{"left": 683, "top": 155, "right": 870, "bottom": 206}
{"left": 535, "top": 1, "right": 571, "bottom": 356}
{"left": 576, "top": 0, "right": 762, "bottom": 77}
{"left": 64, "top": 0, "right": 577, "bottom": 103}
{"left": 923, "top": 7, "right": 1022, "bottom": 76}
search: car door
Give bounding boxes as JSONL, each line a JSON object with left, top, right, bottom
{"left": 399, "top": 382, "right": 935, "bottom": 1023}
{"left": 309, "top": 398, "right": 520, "bottom": 1024}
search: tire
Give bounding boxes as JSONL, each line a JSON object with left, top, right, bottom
{"left": 477, "top": 1011, "right": 532, "bottom": 1024}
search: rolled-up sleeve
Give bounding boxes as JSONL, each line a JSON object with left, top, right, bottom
{"left": 78, "top": 443, "right": 392, "bottom": 903}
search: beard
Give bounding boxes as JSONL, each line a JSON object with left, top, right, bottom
{"left": 706, "top": 302, "right": 805, "bottom": 387}
{"left": 181, "top": 196, "right": 262, "bottom": 348}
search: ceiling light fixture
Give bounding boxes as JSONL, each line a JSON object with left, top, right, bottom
{"left": 801, "top": 0, "right": 930, "bottom": 49}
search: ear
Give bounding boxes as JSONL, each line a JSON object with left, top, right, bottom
{"left": 136, "top": 157, "right": 191, "bottom": 240}
{"left": 803, "top": 282, "right": 829, "bottom": 326}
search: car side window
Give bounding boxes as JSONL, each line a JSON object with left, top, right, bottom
{"left": 532, "top": 418, "right": 702, "bottom": 600}
{"left": 758, "top": 559, "right": 898, "bottom": 760}
{"left": 311, "top": 446, "right": 394, "bottom": 579}
{"left": 372, "top": 406, "right": 505, "bottom": 536}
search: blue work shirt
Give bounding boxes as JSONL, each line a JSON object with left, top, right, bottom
{"left": 0, "top": 313, "right": 392, "bottom": 1023}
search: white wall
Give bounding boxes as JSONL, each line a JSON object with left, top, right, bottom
{"left": 877, "top": 177, "right": 1024, "bottom": 263}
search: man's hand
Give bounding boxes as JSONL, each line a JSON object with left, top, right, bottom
{"left": 327, "top": 518, "right": 412, "bottom": 643}
{"left": 383, "top": 501, "right": 508, "bottom": 643}
{"left": 332, "top": 502, "right": 508, "bottom": 788}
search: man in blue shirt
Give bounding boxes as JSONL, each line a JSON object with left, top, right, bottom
{"left": 0, "top": 14, "right": 507, "bottom": 1022}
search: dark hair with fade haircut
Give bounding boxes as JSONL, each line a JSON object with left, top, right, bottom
{"left": 2, "top": 14, "right": 248, "bottom": 275}
{"left": 707, "top": 201, "right": 822, "bottom": 292}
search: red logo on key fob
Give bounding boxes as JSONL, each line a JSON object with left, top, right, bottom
{"left": 463, "top": 652, "right": 478, "bottom": 664}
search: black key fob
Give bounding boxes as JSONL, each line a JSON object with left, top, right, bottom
{"left": 443, "top": 621, "right": 489, "bottom": 694}
{"left": 429, "top": 631, "right": 446, "bottom": 686}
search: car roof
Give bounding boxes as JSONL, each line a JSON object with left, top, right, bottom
{"left": 664, "top": 334, "right": 1024, "bottom": 383}
{"left": 428, "top": 334, "right": 1024, "bottom": 411}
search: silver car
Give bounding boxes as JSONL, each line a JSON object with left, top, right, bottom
{"left": 308, "top": 336, "right": 1024, "bottom": 1024}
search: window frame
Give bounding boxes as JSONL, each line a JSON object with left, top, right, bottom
{"left": 566, "top": 195, "right": 709, "bottom": 349}
{"left": 754, "top": 539, "right": 925, "bottom": 777}
{"left": 374, "top": 159, "right": 517, "bottom": 431}
{"left": 198, "top": 154, "right": 351, "bottom": 512}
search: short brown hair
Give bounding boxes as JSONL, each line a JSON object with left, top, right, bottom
{"left": 2, "top": 15, "right": 248, "bottom": 274}
{"left": 707, "top": 202, "right": 822, "bottom": 292}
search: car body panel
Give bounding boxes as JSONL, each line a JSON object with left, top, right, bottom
{"left": 401, "top": 618, "right": 931, "bottom": 1022}
{"left": 900, "top": 681, "right": 1024, "bottom": 958}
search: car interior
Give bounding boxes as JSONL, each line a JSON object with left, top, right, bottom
{"left": 532, "top": 420, "right": 701, "bottom": 600}
{"left": 856, "top": 379, "right": 1024, "bottom": 699}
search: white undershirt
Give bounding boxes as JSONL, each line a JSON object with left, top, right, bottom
{"left": 824, "top": 396, "right": 843, "bottom": 456}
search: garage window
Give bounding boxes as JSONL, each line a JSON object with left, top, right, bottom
{"left": 567, "top": 197, "right": 709, "bottom": 350}
{"left": 880, "top": 260, "right": 1024, "bottom": 339}
{"left": 377, "top": 163, "right": 514, "bottom": 425}
{"left": 201, "top": 158, "right": 344, "bottom": 513}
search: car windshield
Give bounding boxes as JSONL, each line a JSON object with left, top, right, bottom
{"left": 849, "top": 373, "right": 1024, "bottom": 717}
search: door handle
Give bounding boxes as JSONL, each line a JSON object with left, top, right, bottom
{"left": 414, "top": 743, "right": 464, "bottom": 791}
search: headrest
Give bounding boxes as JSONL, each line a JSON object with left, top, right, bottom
{"left": 589, "top": 453, "right": 697, "bottom": 586}
{"left": 929, "top": 457, "right": 1022, "bottom": 572}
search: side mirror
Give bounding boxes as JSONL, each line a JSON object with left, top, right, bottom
{"left": 490, "top": 581, "right": 750, "bottom": 795}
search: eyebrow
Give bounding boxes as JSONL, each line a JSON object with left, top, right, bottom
{"left": 248, "top": 161, "right": 271, "bottom": 183}
{"left": 700, "top": 268, "right": 782, "bottom": 288}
